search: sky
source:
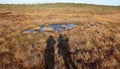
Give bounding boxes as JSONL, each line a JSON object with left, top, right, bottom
{"left": 0, "top": 0, "right": 120, "bottom": 6}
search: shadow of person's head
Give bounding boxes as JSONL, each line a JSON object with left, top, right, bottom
{"left": 64, "top": 34, "right": 69, "bottom": 42}
{"left": 46, "top": 35, "right": 56, "bottom": 45}
{"left": 58, "top": 34, "right": 65, "bottom": 43}
{"left": 49, "top": 35, "right": 54, "bottom": 39}
{"left": 59, "top": 34, "right": 64, "bottom": 38}
{"left": 58, "top": 34, "right": 69, "bottom": 43}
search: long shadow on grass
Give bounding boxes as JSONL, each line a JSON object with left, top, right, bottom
{"left": 57, "top": 34, "right": 77, "bottom": 69}
{"left": 44, "top": 35, "right": 56, "bottom": 69}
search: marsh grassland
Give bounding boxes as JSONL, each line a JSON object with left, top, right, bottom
{"left": 0, "top": 3, "right": 120, "bottom": 69}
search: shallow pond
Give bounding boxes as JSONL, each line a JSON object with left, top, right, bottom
{"left": 23, "top": 24, "right": 79, "bottom": 33}
{"left": 40, "top": 24, "right": 76, "bottom": 32}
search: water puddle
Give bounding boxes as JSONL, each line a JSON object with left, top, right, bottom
{"left": 23, "top": 30, "right": 37, "bottom": 33}
{"left": 23, "top": 24, "right": 79, "bottom": 33}
{"left": 23, "top": 23, "right": 98, "bottom": 33}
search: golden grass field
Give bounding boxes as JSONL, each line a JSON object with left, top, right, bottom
{"left": 0, "top": 3, "right": 120, "bottom": 69}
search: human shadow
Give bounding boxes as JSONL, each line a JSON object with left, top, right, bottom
{"left": 44, "top": 35, "right": 56, "bottom": 69}
{"left": 57, "top": 34, "right": 77, "bottom": 69}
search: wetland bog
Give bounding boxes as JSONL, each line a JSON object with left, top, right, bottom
{"left": 0, "top": 3, "right": 120, "bottom": 69}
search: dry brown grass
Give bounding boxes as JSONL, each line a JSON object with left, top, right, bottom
{"left": 0, "top": 3, "right": 120, "bottom": 69}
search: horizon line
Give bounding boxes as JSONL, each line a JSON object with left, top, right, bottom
{"left": 0, "top": 2, "right": 120, "bottom": 6}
